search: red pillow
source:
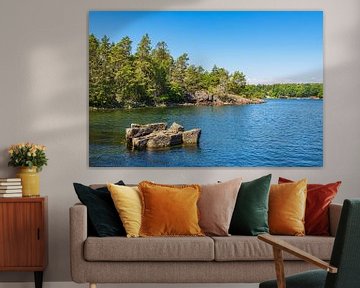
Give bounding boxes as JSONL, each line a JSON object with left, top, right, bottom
{"left": 278, "top": 177, "right": 341, "bottom": 236}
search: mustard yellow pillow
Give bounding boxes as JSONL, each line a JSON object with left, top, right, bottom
{"left": 138, "top": 181, "right": 204, "bottom": 237}
{"left": 107, "top": 183, "right": 142, "bottom": 238}
{"left": 269, "top": 179, "right": 307, "bottom": 236}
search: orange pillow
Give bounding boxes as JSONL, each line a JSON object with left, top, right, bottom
{"left": 278, "top": 177, "right": 341, "bottom": 236}
{"left": 269, "top": 179, "right": 307, "bottom": 236}
{"left": 138, "top": 181, "right": 204, "bottom": 237}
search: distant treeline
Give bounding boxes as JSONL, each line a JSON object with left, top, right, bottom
{"left": 243, "top": 83, "right": 323, "bottom": 99}
{"left": 89, "top": 34, "right": 323, "bottom": 108}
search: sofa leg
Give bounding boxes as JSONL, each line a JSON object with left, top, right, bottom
{"left": 89, "top": 283, "right": 96, "bottom": 288}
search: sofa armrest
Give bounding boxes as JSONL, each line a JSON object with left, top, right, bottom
{"left": 69, "top": 203, "right": 88, "bottom": 283}
{"left": 329, "top": 203, "right": 342, "bottom": 237}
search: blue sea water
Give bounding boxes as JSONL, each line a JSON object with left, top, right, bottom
{"left": 89, "top": 99, "right": 323, "bottom": 167}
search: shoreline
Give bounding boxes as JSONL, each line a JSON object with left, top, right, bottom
{"left": 89, "top": 97, "right": 322, "bottom": 111}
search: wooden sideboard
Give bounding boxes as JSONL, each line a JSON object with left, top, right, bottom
{"left": 0, "top": 197, "right": 47, "bottom": 288}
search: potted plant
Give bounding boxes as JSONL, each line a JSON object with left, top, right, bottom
{"left": 8, "top": 143, "right": 48, "bottom": 197}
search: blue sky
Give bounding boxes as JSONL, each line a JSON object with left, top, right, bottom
{"left": 89, "top": 11, "right": 323, "bottom": 84}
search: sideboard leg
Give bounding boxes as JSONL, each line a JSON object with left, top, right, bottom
{"left": 90, "top": 283, "right": 97, "bottom": 288}
{"left": 34, "top": 271, "right": 43, "bottom": 288}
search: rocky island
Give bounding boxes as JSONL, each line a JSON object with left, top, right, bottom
{"left": 183, "top": 90, "right": 264, "bottom": 106}
{"left": 126, "top": 122, "right": 201, "bottom": 150}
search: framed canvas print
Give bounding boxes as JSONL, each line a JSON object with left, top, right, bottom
{"left": 89, "top": 11, "right": 323, "bottom": 167}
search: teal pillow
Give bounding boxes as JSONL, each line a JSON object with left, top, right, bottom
{"left": 229, "top": 174, "right": 272, "bottom": 236}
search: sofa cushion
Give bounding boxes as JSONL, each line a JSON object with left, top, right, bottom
{"left": 229, "top": 174, "right": 271, "bottom": 236}
{"left": 269, "top": 179, "right": 307, "bottom": 236}
{"left": 198, "top": 178, "right": 242, "bottom": 236}
{"left": 139, "top": 181, "right": 203, "bottom": 237}
{"left": 84, "top": 236, "right": 214, "bottom": 261}
{"left": 73, "top": 181, "right": 126, "bottom": 237}
{"left": 107, "top": 184, "right": 142, "bottom": 238}
{"left": 212, "top": 236, "right": 334, "bottom": 261}
{"left": 279, "top": 177, "right": 341, "bottom": 236}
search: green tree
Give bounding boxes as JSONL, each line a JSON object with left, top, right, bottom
{"left": 133, "top": 34, "right": 156, "bottom": 105}
{"left": 89, "top": 35, "right": 117, "bottom": 107}
{"left": 109, "top": 36, "right": 137, "bottom": 107}
{"left": 89, "top": 34, "right": 100, "bottom": 107}
{"left": 171, "top": 53, "right": 189, "bottom": 89}
{"left": 208, "top": 66, "right": 229, "bottom": 94}
{"left": 227, "top": 71, "right": 246, "bottom": 94}
{"left": 184, "top": 65, "right": 205, "bottom": 93}
{"left": 151, "top": 41, "right": 174, "bottom": 103}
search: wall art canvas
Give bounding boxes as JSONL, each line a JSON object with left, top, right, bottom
{"left": 89, "top": 11, "right": 323, "bottom": 167}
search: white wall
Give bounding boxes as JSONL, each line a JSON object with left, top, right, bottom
{"left": 0, "top": 0, "right": 359, "bottom": 283}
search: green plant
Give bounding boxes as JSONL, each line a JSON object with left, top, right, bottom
{"left": 8, "top": 142, "right": 48, "bottom": 172}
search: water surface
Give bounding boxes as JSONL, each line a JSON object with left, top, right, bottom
{"left": 89, "top": 99, "right": 323, "bottom": 167}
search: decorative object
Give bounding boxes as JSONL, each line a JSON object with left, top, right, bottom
{"left": 73, "top": 181, "right": 126, "bottom": 237}
{"left": 89, "top": 11, "right": 323, "bottom": 167}
{"left": 138, "top": 181, "right": 203, "bottom": 236}
{"left": 269, "top": 179, "right": 307, "bottom": 236}
{"left": 229, "top": 174, "right": 272, "bottom": 236}
{"left": 8, "top": 143, "right": 48, "bottom": 197}
{"left": 0, "top": 197, "right": 48, "bottom": 288}
{"left": 0, "top": 178, "right": 22, "bottom": 197}
{"left": 278, "top": 177, "right": 342, "bottom": 235}
{"left": 198, "top": 178, "right": 242, "bottom": 236}
{"left": 107, "top": 183, "right": 142, "bottom": 238}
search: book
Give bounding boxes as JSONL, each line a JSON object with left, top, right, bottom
{"left": 0, "top": 182, "right": 22, "bottom": 186}
{"left": 0, "top": 178, "right": 21, "bottom": 182}
{"left": 0, "top": 193, "right": 22, "bottom": 198}
{"left": 0, "top": 189, "right": 22, "bottom": 193}
{"left": 0, "top": 186, "right": 22, "bottom": 190}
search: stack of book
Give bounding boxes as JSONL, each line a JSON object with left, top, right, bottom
{"left": 0, "top": 178, "right": 22, "bottom": 197}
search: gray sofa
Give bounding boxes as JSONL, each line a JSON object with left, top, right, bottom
{"left": 70, "top": 202, "right": 342, "bottom": 287}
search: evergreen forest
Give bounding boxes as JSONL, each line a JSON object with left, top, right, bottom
{"left": 89, "top": 34, "right": 323, "bottom": 109}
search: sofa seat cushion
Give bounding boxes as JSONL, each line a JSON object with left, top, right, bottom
{"left": 84, "top": 236, "right": 214, "bottom": 261}
{"left": 212, "top": 236, "right": 334, "bottom": 261}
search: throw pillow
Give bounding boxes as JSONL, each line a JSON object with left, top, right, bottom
{"left": 229, "top": 174, "right": 272, "bottom": 236}
{"left": 198, "top": 178, "right": 242, "bottom": 236}
{"left": 138, "top": 181, "right": 203, "bottom": 237}
{"left": 279, "top": 177, "right": 341, "bottom": 236}
{"left": 73, "top": 181, "right": 126, "bottom": 237}
{"left": 107, "top": 183, "right": 142, "bottom": 238}
{"left": 269, "top": 179, "right": 307, "bottom": 236}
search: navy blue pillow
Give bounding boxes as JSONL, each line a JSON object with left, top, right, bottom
{"left": 73, "top": 181, "right": 126, "bottom": 237}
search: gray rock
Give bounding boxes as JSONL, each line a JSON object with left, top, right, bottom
{"left": 126, "top": 122, "right": 200, "bottom": 150}
{"left": 182, "top": 129, "right": 201, "bottom": 144}
{"left": 126, "top": 123, "right": 167, "bottom": 142}
{"left": 132, "top": 136, "right": 149, "bottom": 150}
{"left": 147, "top": 132, "right": 183, "bottom": 149}
{"left": 184, "top": 93, "right": 197, "bottom": 103}
{"left": 168, "top": 122, "right": 184, "bottom": 133}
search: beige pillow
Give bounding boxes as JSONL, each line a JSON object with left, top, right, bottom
{"left": 198, "top": 178, "right": 242, "bottom": 236}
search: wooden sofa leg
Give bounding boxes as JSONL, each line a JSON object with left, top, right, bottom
{"left": 89, "top": 283, "right": 97, "bottom": 288}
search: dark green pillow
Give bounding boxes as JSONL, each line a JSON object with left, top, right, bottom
{"left": 73, "top": 181, "right": 126, "bottom": 237}
{"left": 229, "top": 174, "right": 272, "bottom": 236}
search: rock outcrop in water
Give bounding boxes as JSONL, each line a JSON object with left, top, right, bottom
{"left": 126, "top": 122, "right": 201, "bottom": 150}
{"left": 184, "top": 90, "right": 264, "bottom": 106}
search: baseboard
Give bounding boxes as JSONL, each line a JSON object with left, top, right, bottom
{"left": 0, "top": 282, "right": 259, "bottom": 288}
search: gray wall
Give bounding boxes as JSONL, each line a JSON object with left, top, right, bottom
{"left": 0, "top": 0, "right": 359, "bottom": 282}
